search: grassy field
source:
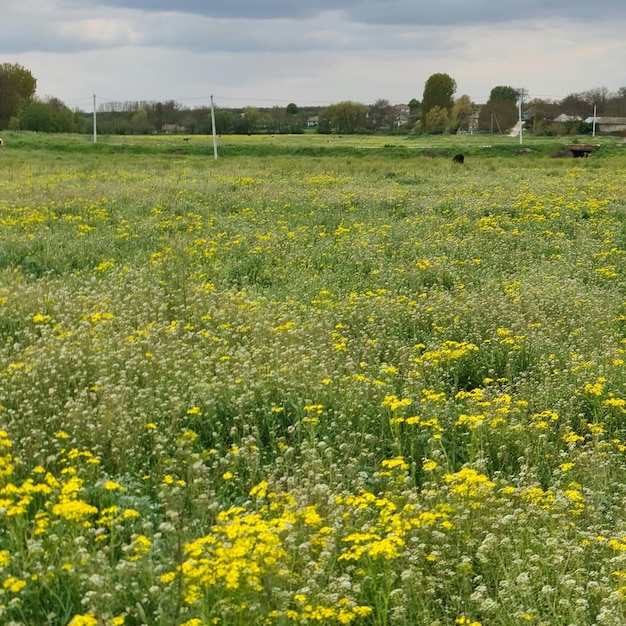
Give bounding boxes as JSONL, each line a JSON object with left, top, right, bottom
{"left": 1, "top": 132, "right": 626, "bottom": 625}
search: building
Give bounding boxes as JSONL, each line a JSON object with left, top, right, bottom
{"left": 584, "top": 117, "right": 626, "bottom": 133}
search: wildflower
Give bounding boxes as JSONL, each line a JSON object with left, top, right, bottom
{"left": 160, "top": 571, "right": 177, "bottom": 584}
{"left": 381, "top": 457, "right": 409, "bottom": 472}
{"left": 52, "top": 499, "right": 98, "bottom": 522}
{"left": 102, "top": 480, "right": 124, "bottom": 491}
{"left": 382, "top": 395, "right": 412, "bottom": 411}
{"left": 68, "top": 615, "right": 98, "bottom": 626}
{"left": 456, "top": 617, "right": 481, "bottom": 626}
{"left": 2, "top": 576, "right": 25, "bottom": 593}
{"left": 0, "top": 550, "right": 10, "bottom": 567}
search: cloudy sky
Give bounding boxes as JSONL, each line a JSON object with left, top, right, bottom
{"left": 2, "top": 0, "right": 626, "bottom": 111}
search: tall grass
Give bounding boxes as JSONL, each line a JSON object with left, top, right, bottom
{"left": 1, "top": 133, "right": 626, "bottom": 624}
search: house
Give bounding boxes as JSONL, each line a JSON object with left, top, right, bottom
{"left": 306, "top": 116, "right": 319, "bottom": 128}
{"left": 392, "top": 104, "right": 411, "bottom": 127}
{"left": 162, "top": 123, "right": 185, "bottom": 134}
{"left": 584, "top": 117, "right": 626, "bottom": 133}
{"left": 597, "top": 117, "right": 626, "bottom": 133}
{"left": 554, "top": 114, "right": 581, "bottom": 123}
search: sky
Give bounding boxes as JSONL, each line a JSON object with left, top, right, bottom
{"left": 1, "top": 0, "right": 626, "bottom": 112}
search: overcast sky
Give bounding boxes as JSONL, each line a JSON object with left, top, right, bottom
{"left": 1, "top": 0, "right": 626, "bottom": 111}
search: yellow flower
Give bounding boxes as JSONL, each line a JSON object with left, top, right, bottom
{"left": 68, "top": 615, "right": 98, "bottom": 626}
{"left": 52, "top": 498, "right": 98, "bottom": 522}
{"left": 160, "top": 571, "right": 176, "bottom": 584}
{"left": 103, "top": 480, "right": 124, "bottom": 491}
{"left": 3, "top": 576, "right": 26, "bottom": 593}
{"left": 0, "top": 550, "right": 10, "bottom": 567}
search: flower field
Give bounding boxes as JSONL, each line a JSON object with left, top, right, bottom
{"left": 2, "top": 134, "right": 626, "bottom": 625}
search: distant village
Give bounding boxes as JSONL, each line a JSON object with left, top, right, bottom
{"left": 2, "top": 62, "right": 626, "bottom": 137}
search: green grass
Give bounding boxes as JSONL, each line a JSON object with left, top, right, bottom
{"left": 1, "top": 132, "right": 626, "bottom": 625}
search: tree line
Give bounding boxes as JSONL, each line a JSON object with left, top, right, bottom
{"left": 2, "top": 63, "right": 626, "bottom": 137}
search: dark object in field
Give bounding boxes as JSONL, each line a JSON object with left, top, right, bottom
{"left": 452, "top": 153, "right": 464, "bottom": 164}
{"left": 567, "top": 144, "right": 597, "bottom": 158}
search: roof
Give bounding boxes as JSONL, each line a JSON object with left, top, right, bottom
{"left": 554, "top": 114, "right": 581, "bottom": 122}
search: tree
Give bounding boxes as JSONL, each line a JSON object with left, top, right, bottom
{"left": 421, "top": 73, "right": 456, "bottom": 127}
{"left": 450, "top": 95, "right": 475, "bottom": 133}
{"left": 286, "top": 102, "right": 298, "bottom": 115}
{"left": 19, "top": 96, "right": 80, "bottom": 133}
{"left": 213, "top": 110, "right": 234, "bottom": 135}
{"left": 478, "top": 100, "right": 517, "bottom": 133}
{"left": 324, "top": 101, "right": 368, "bottom": 134}
{"left": 423, "top": 105, "right": 448, "bottom": 134}
{"left": 130, "top": 109, "right": 151, "bottom": 134}
{"left": 581, "top": 87, "right": 610, "bottom": 108}
{"left": 408, "top": 98, "right": 420, "bottom": 112}
{"left": 0, "top": 63, "right": 37, "bottom": 129}
{"left": 489, "top": 85, "right": 518, "bottom": 104}
{"left": 368, "top": 99, "right": 393, "bottom": 131}
{"left": 233, "top": 107, "right": 264, "bottom": 134}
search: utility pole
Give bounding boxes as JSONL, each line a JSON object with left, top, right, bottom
{"left": 210, "top": 95, "right": 218, "bottom": 160}
{"left": 93, "top": 94, "right": 97, "bottom": 143}
{"left": 592, "top": 104, "right": 597, "bottom": 137}
{"left": 516, "top": 87, "right": 527, "bottom": 145}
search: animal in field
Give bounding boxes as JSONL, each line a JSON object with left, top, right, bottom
{"left": 452, "top": 153, "right": 464, "bottom": 164}
{"left": 0, "top": 137, "right": 4, "bottom": 149}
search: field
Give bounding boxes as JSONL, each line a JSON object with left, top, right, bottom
{"left": 1, "top": 131, "right": 626, "bottom": 625}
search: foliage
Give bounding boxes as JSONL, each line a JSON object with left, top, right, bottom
{"left": 421, "top": 73, "right": 457, "bottom": 127}
{"left": 0, "top": 63, "right": 37, "bottom": 129}
{"left": 450, "top": 95, "right": 475, "bottom": 133}
{"left": 1, "top": 135, "right": 626, "bottom": 624}
{"left": 323, "top": 101, "right": 368, "bottom": 134}
{"left": 423, "top": 105, "right": 449, "bottom": 134}
{"left": 18, "top": 98, "right": 86, "bottom": 133}
{"left": 489, "top": 85, "right": 519, "bottom": 104}
{"left": 478, "top": 100, "right": 518, "bottom": 133}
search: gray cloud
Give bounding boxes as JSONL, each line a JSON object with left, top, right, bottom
{"left": 90, "top": 0, "right": 626, "bottom": 25}
{"left": 2, "top": 0, "right": 625, "bottom": 109}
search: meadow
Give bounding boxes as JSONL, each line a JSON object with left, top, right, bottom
{"left": 1, "top": 131, "right": 626, "bottom": 625}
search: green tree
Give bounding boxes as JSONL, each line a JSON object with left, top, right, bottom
{"left": 286, "top": 102, "right": 298, "bottom": 115}
{"left": 0, "top": 63, "right": 37, "bottom": 129}
{"left": 422, "top": 73, "right": 456, "bottom": 127}
{"left": 213, "top": 110, "right": 233, "bottom": 135}
{"left": 408, "top": 98, "right": 420, "bottom": 113}
{"left": 130, "top": 109, "right": 151, "bottom": 134}
{"left": 489, "top": 85, "right": 518, "bottom": 104}
{"left": 233, "top": 107, "right": 264, "bottom": 134}
{"left": 423, "top": 105, "right": 449, "bottom": 134}
{"left": 450, "top": 95, "right": 475, "bottom": 133}
{"left": 324, "top": 101, "right": 368, "bottom": 134}
{"left": 19, "top": 97, "right": 79, "bottom": 133}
